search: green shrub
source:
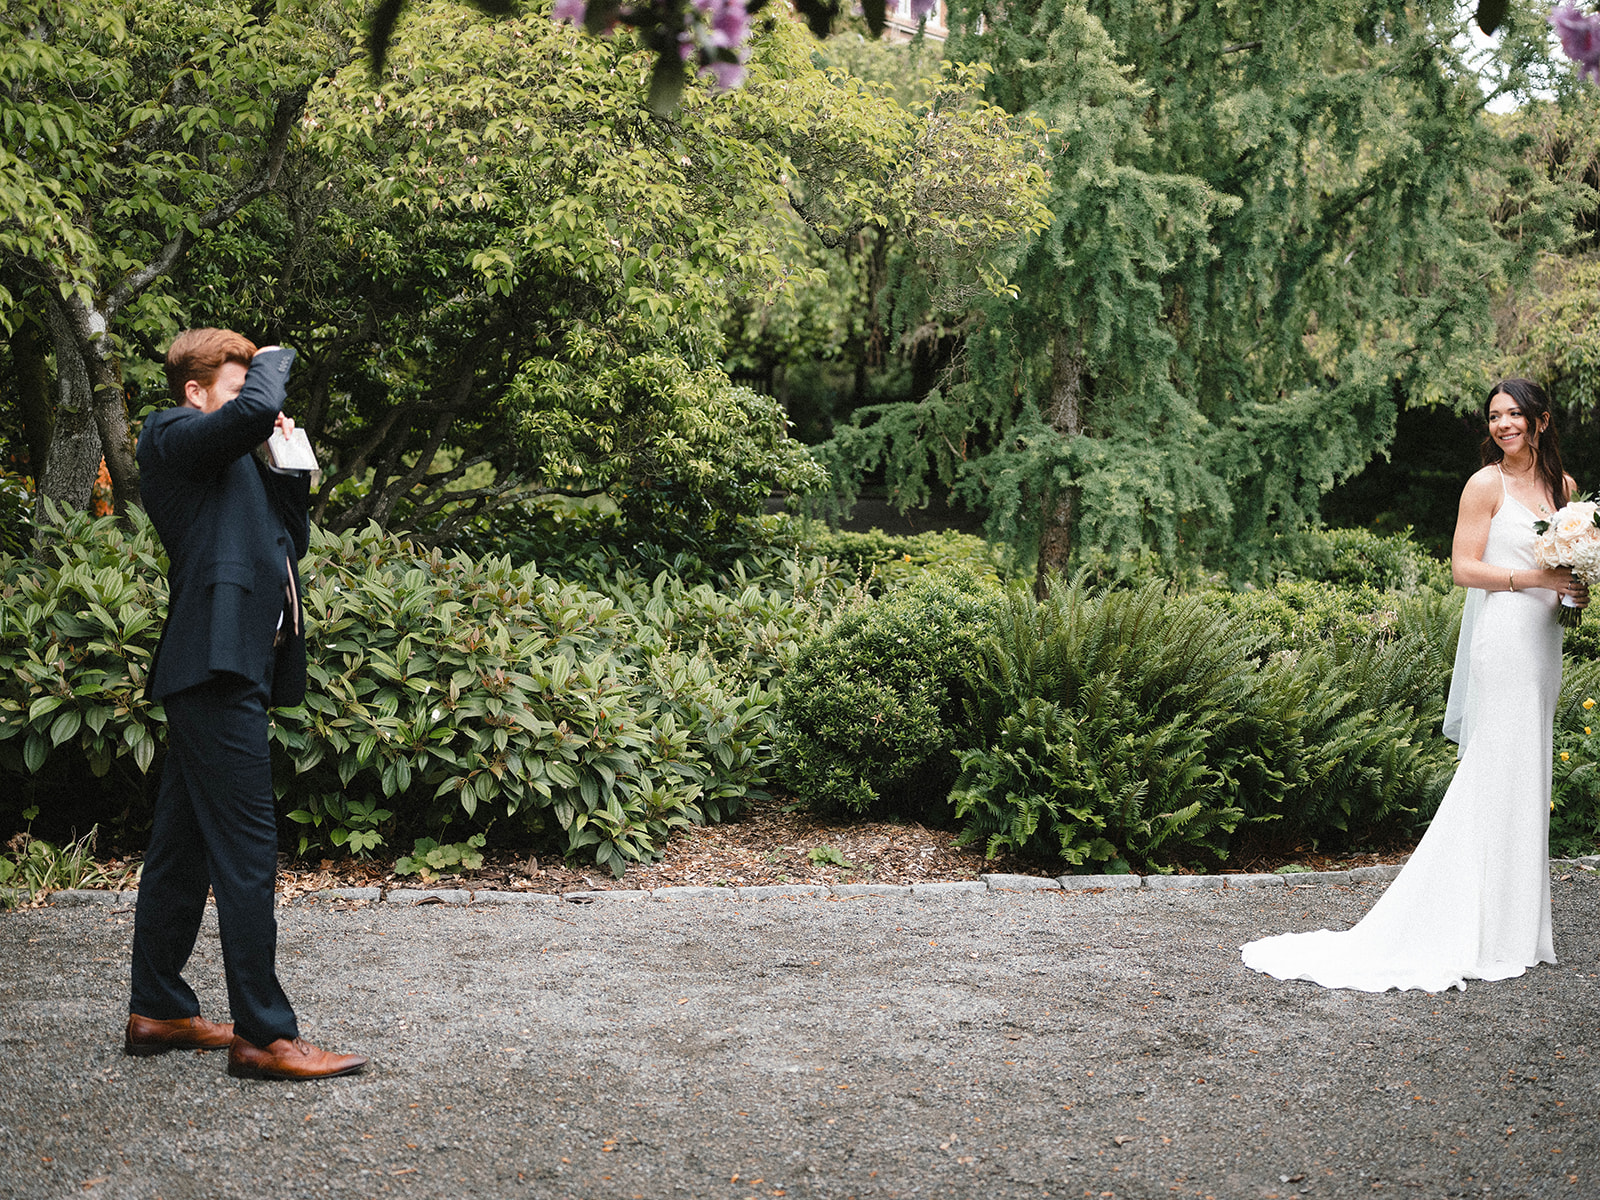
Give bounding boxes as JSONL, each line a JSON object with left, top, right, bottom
{"left": 1262, "top": 632, "right": 1456, "bottom": 846}
{"left": 443, "top": 374, "right": 828, "bottom": 587}
{"left": 275, "top": 523, "right": 785, "bottom": 875}
{"left": 776, "top": 571, "right": 1006, "bottom": 819}
{"left": 0, "top": 507, "right": 167, "bottom": 834}
{"left": 949, "top": 579, "right": 1458, "bottom": 872}
{"left": 394, "top": 833, "right": 486, "bottom": 881}
{"left": 1391, "top": 587, "right": 1464, "bottom": 675}
{"left": 449, "top": 501, "right": 796, "bottom": 589}
{"left": 1561, "top": 613, "right": 1600, "bottom": 662}
{"left": 0, "top": 469, "right": 32, "bottom": 558}
{"left": 1552, "top": 661, "right": 1600, "bottom": 858}
{"left": 285, "top": 793, "right": 392, "bottom": 857}
{"left": 0, "top": 509, "right": 816, "bottom": 877}
{"left": 597, "top": 555, "right": 861, "bottom": 691}
{"left": 1272, "top": 525, "right": 1451, "bottom": 594}
{"left": 0, "top": 805, "right": 135, "bottom": 907}
{"left": 1202, "top": 579, "right": 1403, "bottom": 654}
{"left": 793, "top": 527, "right": 1007, "bottom": 594}
{"left": 951, "top": 582, "right": 1260, "bottom": 871}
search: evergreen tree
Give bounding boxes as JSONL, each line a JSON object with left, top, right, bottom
{"left": 1488, "top": 99, "right": 1600, "bottom": 413}
{"left": 814, "top": 0, "right": 1572, "bottom": 584}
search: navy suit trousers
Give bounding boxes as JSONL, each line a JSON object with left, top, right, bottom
{"left": 129, "top": 673, "right": 299, "bottom": 1046}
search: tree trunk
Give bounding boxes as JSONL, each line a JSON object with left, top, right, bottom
{"left": 36, "top": 294, "right": 102, "bottom": 520}
{"left": 8, "top": 316, "right": 53, "bottom": 481}
{"left": 82, "top": 316, "right": 138, "bottom": 515}
{"left": 36, "top": 290, "right": 139, "bottom": 517}
{"left": 1035, "top": 328, "right": 1086, "bottom": 596}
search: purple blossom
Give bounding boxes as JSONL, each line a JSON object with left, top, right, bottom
{"left": 909, "top": 0, "right": 939, "bottom": 20}
{"left": 554, "top": 0, "right": 754, "bottom": 93}
{"left": 709, "top": 0, "right": 748, "bottom": 49}
{"left": 705, "top": 57, "right": 746, "bottom": 89}
{"left": 682, "top": 0, "right": 747, "bottom": 49}
{"left": 1551, "top": 3, "right": 1600, "bottom": 84}
{"left": 675, "top": 0, "right": 749, "bottom": 90}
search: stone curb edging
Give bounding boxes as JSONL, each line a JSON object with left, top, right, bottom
{"left": 12, "top": 857, "right": 1597, "bottom": 910}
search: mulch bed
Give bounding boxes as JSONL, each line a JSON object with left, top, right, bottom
{"left": 268, "top": 795, "right": 1416, "bottom": 899}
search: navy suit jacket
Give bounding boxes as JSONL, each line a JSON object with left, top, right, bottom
{"left": 138, "top": 347, "right": 310, "bottom": 707}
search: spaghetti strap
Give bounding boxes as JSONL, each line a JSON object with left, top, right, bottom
{"left": 1496, "top": 462, "right": 1509, "bottom": 498}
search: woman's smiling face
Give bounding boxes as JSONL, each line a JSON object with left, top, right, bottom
{"left": 1488, "top": 390, "right": 1545, "bottom": 458}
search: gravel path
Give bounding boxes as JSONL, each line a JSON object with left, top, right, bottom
{"left": 3, "top": 869, "right": 1599, "bottom": 1200}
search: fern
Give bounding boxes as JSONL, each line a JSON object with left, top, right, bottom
{"left": 952, "top": 576, "right": 1457, "bottom": 871}
{"left": 953, "top": 580, "right": 1253, "bottom": 871}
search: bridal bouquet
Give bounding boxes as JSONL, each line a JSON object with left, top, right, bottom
{"left": 1533, "top": 497, "right": 1600, "bottom": 628}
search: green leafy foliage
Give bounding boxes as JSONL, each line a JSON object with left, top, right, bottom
{"left": 1, "top": 0, "right": 355, "bottom": 513}
{"left": 951, "top": 583, "right": 1258, "bottom": 872}
{"left": 0, "top": 470, "right": 32, "bottom": 558}
{"left": 816, "top": 0, "right": 1571, "bottom": 582}
{"left": 4, "top": 0, "right": 1043, "bottom": 540}
{"left": 0, "top": 807, "right": 134, "bottom": 907}
{"left": 0, "top": 508, "right": 851, "bottom": 877}
{"left": 1269, "top": 527, "right": 1454, "bottom": 595}
{"left": 1562, "top": 611, "right": 1600, "bottom": 662}
{"left": 952, "top": 579, "right": 1459, "bottom": 871}
{"left": 1486, "top": 101, "right": 1600, "bottom": 416}
{"left": 732, "top": 36, "right": 1050, "bottom": 304}
{"left": 806, "top": 843, "right": 852, "bottom": 868}
{"left": 279, "top": 4, "right": 811, "bottom": 542}
{"left": 1203, "top": 580, "right": 1405, "bottom": 657}
{"left": 793, "top": 527, "right": 1007, "bottom": 594}
{"left": 277, "top": 522, "right": 786, "bottom": 876}
{"left": 0, "top": 0, "right": 344, "bottom": 324}
{"left": 285, "top": 794, "right": 394, "bottom": 858}
{"left": 776, "top": 571, "right": 1005, "bottom": 818}
{"left": 448, "top": 380, "right": 825, "bottom": 582}
{"left": 394, "top": 833, "right": 486, "bottom": 881}
{"left": 777, "top": 568, "right": 1461, "bottom": 872}
{"left": 1263, "top": 631, "right": 1458, "bottom": 849}
{"left": 1552, "top": 666, "right": 1600, "bottom": 858}
{"left": 509, "top": 357, "right": 827, "bottom": 551}
{"left": 0, "top": 504, "right": 166, "bottom": 810}
{"left": 205, "top": 8, "right": 1037, "bottom": 548}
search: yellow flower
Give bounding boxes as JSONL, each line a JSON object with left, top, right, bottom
{"left": 1587, "top": 727, "right": 1592, "bottom": 736}
{"left": 1586, "top": 698, "right": 1596, "bottom": 710}
{"left": 1561, "top": 751, "right": 1571, "bottom": 761}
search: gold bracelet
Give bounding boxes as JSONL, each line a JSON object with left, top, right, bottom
{"left": 1509, "top": 571, "right": 1516, "bottom": 592}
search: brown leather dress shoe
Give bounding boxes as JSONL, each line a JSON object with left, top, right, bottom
{"left": 227, "top": 1035, "right": 368, "bottom": 1081}
{"left": 124, "top": 1014, "right": 235, "bottom": 1056}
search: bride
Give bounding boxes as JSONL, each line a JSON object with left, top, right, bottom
{"left": 1241, "top": 378, "right": 1590, "bottom": 992}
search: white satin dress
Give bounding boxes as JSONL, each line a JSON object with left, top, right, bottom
{"left": 1241, "top": 473, "right": 1560, "bottom": 992}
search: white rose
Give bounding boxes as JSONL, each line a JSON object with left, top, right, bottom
{"left": 1571, "top": 538, "right": 1600, "bottom": 579}
{"left": 1554, "top": 503, "right": 1598, "bottom": 542}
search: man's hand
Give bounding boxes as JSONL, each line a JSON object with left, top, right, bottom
{"left": 273, "top": 412, "right": 296, "bottom": 439}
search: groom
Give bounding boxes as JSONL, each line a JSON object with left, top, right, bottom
{"left": 125, "top": 328, "right": 365, "bottom": 1081}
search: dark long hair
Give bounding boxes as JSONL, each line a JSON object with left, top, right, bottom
{"left": 1481, "top": 378, "right": 1569, "bottom": 510}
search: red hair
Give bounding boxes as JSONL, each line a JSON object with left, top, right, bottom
{"left": 164, "top": 328, "right": 257, "bottom": 406}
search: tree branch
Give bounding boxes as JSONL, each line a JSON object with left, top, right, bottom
{"left": 103, "top": 86, "right": 310, "bottom": 317}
